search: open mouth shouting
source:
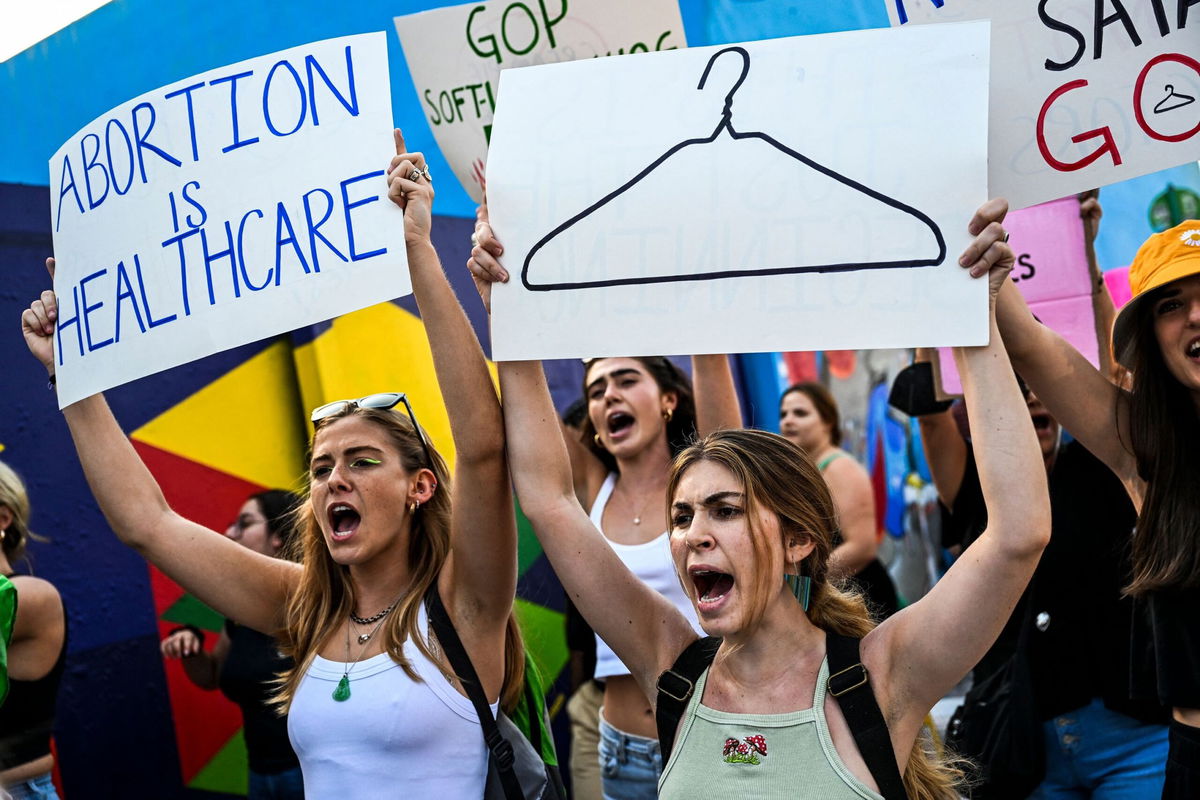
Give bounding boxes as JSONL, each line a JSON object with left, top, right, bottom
{"left": 606, "top": 411, "right": 636, "bottom": 443}
{"left": 328, "top": 503, "right": 361, "bottom": 542}
{"left": 690, "top": 566, "right": 735, "bottom": 613}
{"left": 1187, "top": 337, "right": 1200, "bottom": 362}
{"left": 1030, "top": 413, "right": 1054, "bottom": 435}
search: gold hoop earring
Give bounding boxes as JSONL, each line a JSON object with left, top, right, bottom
{"left": 409, "top": 501, "right": 419, "bottom": 514}
{"left": 593, "top": 434, "right": 602, "bottom": 447}
{"left": 663, "top": 408, "right": 674, "bottom": 422}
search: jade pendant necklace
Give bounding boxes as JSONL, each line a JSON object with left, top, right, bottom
{"left": 332, "top": 599, "right": 401, "bottom": 702}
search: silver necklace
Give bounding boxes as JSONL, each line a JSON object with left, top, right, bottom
{"left": 332, "top": 598, "right": 401, "bottom": 702}
{"left": 618, "top": 483, "right": 660, "bottom": 526}
{"left": 350, "top": 597, "right": 401, "bottom": 627}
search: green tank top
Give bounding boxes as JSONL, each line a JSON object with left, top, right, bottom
{"left": 658, "top": 658, "right": 885, "bottom": 800}
{"left": 817, "top": 450, "right": 848, "bottom": 472}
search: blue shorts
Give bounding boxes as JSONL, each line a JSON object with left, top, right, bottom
{"left": 598, "top": 710, "right": 662, "bottom": 800}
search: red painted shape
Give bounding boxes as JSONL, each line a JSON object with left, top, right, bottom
{"left": 870, "top": 433, "right": 887, "bottom": 540}
{"left": 132, "top": 440, "right": 265, "bottom": 783}
{"left": 782, "top": 351, "right": 818, "bottom": 384}
{"left": 826, "top": 351, "right": 857, "bottom": 381}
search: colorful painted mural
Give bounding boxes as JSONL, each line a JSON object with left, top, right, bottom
{"left": 2, "top": 2, "right": 1197, "bottom": 796}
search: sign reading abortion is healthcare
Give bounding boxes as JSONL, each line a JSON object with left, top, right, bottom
{"left": 49, "top": 33, "right": 408, "bottom": 408}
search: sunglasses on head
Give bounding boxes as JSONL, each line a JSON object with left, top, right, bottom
{"left": 310, "top": 392, "right": 434, "bottom": 468}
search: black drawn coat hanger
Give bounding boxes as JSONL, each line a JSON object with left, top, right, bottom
{"left": 521, "top": 46, "right": 947, "bottom": 292}
{"left": 1154, "top": 84, "right": 1196, "bottom": 115}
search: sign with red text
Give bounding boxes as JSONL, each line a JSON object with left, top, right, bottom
{"left": 936, "top": 197, "right": 1105, "bottom": 394}
{"left": 488, "top": 23, "right": 991, "bottom": 360}
{"left": 395, "top": 0, "right": 687, "bottom": 204}
{"left": 48, "top": 33, "right": 407, "bottom": 408}
{"left": 887, "top": 0, "right": 1200, "bottom": 209}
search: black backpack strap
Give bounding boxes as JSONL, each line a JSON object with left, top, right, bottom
{"left": 655, "top": 636, "right": 721, "bottom": 763}
{"left": 425, "top": 585, "right": 525, "bottom": 800}
{"left": 826, "top": 633, "right": 908, "bottom": 800}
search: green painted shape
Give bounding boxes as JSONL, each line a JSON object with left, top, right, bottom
{"left": 514, "top": 599, "right": 568, "bottom": 686}
{"left": 187, "top": 727, "right": 248, "bottom": 796}
{"left": 514, "top": 499, "right": 544, "bottom": 578}
{"left": 162, "top": 593, "right": 225, "bottom": 632}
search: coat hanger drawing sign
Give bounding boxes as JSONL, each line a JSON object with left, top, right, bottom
{"left": 486, "top": 23, "right": 992, "bottom": 361}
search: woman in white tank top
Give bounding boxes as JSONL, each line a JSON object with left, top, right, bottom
{"left": 20, "top": 130, "right": 525, "bottom": 798}
{"left": 476, "top": 201, "right": 1052, "bottom": 798}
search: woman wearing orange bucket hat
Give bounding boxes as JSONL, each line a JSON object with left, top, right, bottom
{"left": 964, "top": 198, "right": 1200, "bottom": 798}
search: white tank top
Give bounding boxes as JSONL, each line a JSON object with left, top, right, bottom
{"left": 590, "top": 473, "right": 701, "bottom": 679}
{"left": 288, "top": 603, "right": 497, "bottom": 798}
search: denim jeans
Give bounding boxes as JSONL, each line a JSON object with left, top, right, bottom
{"left": 247, "top": 765, "right": 305, "bottom": 800}
{"left": 4, "top": 772, "right": 59, "bottom": 800}
{"left": 598, "top": 711, "right": 662, "bottom": 800}
{"left": 1029, "top": 699, "right": 1169, "bottom": 800}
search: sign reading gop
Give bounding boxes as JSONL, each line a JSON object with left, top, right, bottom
{"left": 487, "top": 22, "right": 991, "bottom": 361}
{"left": 48, "top": 33, "right": 408, "bottom": 408}
{"left": 886, "top": 0, "right": 1200, "bottom": 209}
{"left": 394, "top": 0, "right": 687, "bottom": 203}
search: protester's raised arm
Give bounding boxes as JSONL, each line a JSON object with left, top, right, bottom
{"left": 21, "top": 262, "right": 298, "bottom": 636}
{"left": 870, "top": 206, "right": 1050, "bottom": 727}
{"left": 387, "top": 130, "right": 516, "bottom": 630}
{"left": 692, "top": 355, "right": 742, "bottom": 435}
{"left": 965, "top": 199, "right": 1136, "bottom": 493}
{"left": 497, "top": 359, "right": 697, "bottom": 702}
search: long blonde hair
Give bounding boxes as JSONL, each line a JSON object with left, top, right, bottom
{"left": 667, "top": 429, "right": 966, "bottom": 800}
{"left": 272, "top": 407, "right": 525, "bottom": 713}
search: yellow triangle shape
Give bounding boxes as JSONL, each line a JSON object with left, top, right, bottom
{"left": 131, "top": 340, "right": 308, "bottom": 490}
{"left": 293, "top": 301, "right": 498, "bottom": 472}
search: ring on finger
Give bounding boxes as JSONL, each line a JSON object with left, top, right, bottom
{"left": 1002, "top": 231, "right": 1010, "bottom": 243}
{"left": 470, "top": 232, "right": 479, "bottom": 246}
{"left": 408, "top": 168, "right": 422, "bottom": 182}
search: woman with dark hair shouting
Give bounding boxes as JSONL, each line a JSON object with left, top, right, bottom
{"left": 20, "top": 130, "right": 526, "bottom": 797}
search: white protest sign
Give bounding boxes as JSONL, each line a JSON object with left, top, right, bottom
{"left": 487, "top": 23, "right": 991, "bottom": 361}
{"left": 885, "top": 0, "right": 1200, "bottom": 209}
{"left": 48, "top": 33, "right": 408, "bottom": 408}
{"left": 394, "top": 0, "right": 686, "bottom": 203}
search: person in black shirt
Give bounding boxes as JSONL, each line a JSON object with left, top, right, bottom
{"left": 920, "top": 385, "right": 1168, "bottom": 799}
{"left": 161, "top": 490, "right": 303, "bottom": 800}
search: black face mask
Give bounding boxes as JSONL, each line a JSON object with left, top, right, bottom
{"left": 888, "top": 361, "right": 954, "bottom": 418}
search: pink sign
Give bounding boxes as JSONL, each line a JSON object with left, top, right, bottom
{"left": 1105, "top": 266, "right": 1133, "bottom": 310}
{"left": 938, "top": 197, "right": 1099, "bottom": 394}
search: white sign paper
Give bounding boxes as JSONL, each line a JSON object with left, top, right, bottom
{"left": 487, "top": 23, "right": 991, "bottom": 361}
{"left": 886, "top": 0, "right": 1200, "bottom": 209}
{"left": 394, "top": 0, "right": 687, "bottom": 203}
{"left": 48, "top": 33, "right": 408, "bottom": 408}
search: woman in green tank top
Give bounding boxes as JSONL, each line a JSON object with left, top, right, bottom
{"left": 477, "top": 204, "right": 1048, "bottom": 798}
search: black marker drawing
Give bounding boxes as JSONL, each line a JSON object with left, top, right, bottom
{"left": 1154, "top": 84, "right": 1196, "bottom": 115}
{"left": 521, "top": 46, "right": 946, "bottom": 292}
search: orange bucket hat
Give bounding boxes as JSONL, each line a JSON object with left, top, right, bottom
{"left": 1112, "top": 221, "right": 1200, "bottom": 368}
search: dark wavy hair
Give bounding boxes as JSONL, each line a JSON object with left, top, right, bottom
{"left": 579, "top": 357, "right": 697, "bottom": 472}
{"left": 1123, "top": 292, "right": 1200, "bottom": 595}
{"left": 780, "top": 382, "right": 842, "bottom": 447}
{"left": 249, "top": 489, "right": 303, "bottom": 558}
